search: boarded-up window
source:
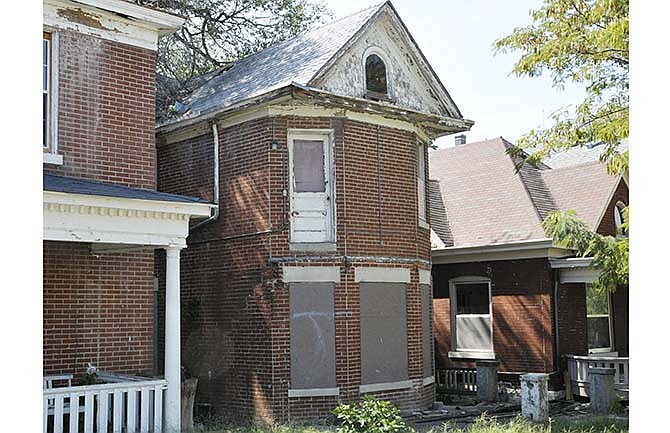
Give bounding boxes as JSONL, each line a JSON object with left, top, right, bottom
{"left": 43, "top": 32, "right": 51, "bottom": 149}
{"left": 360, "top": 282, "right": 408, "bottom": 385}
{"left": 449, "top": 279, "right": 493, "bottom": 355}
{"left": 293, "top": 139, "right": 325, "bottom": 193}
{"left": 421, "top": 284, "right": 433, "bottom": 378}
{"left": 290, "top": 283, "right": 336, "bottom": 389}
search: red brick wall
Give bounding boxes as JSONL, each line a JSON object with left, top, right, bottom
{"left": 43, "top": 241, "right": 154, "bottom": 376}
{"left": 44, "top": 30, "right": 157, "bottom": 189}
{"left": 156, "top": 115, "right": 432, "bottom": 421}
{"left": 432, "top": 258, "right": 555, "bottom": 374}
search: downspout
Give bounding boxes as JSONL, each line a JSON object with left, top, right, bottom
{"left": 191, "top": 122, "right": 220, "bottom": 232}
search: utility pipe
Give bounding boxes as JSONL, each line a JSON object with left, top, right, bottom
{"left": 191, "top": 122, "right": 220, "bottom": 232}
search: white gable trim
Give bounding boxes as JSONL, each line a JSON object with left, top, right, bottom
{"left": 308, "top": 2, "right": 464, "bottom": 119}
{"left": 44, "top": 0, "right": 184, "bottom": 50}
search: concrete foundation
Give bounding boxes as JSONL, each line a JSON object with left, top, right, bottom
{"left": 476, "top": 360, "right": 499, "bottom": 402}
{"left": 589, "top": 367, "right": 617, "bottom": 414}
{"left": 520, "top": 373, "right": 549, "bottom": 422}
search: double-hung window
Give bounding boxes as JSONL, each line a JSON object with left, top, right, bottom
{"left": 43, "top": 31, "right": 61, "bottom": 165}
{"left": 586, "top": 284, "right": 613, "bottom": 353}
{"left": 43, "top": 32, "right": 51, "bottom": 150}
{"left": 448, "top": 277, "right": 494, "bottom": 359}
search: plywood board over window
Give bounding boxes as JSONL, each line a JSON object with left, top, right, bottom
{"left": 289, "top": 283, "right": 337, "bottom": 392}
{"left": 360, "top": 282, "right": 408, "bottom": 386}
{"left": 420, "top": 283, "right": 433, "bottom": 378}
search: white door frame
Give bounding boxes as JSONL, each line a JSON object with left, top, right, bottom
{"left": 287, "top": 128, "right": 335, "bottom": 244}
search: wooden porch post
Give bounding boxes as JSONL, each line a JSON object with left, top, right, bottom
{"left": 165, "top": 245, "right": 183, "bottom": 432}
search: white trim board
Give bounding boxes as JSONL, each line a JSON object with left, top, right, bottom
{"left": 44, "top": 0, "right": 184, "bottom": 50}
{"left": 355, "top": 267, "right": 410, "bottom": 283}
{"left": 282, "top": 266, "right": 340, "bottom": 283}
{"left": 418, "top": 269, "right": 431, "bottom": 285}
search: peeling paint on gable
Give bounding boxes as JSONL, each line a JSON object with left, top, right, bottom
{"left": 311, "top": 8, "right": 453, "bottom": 118}
{"left": 56, "top": 7, "right": 118, "bottom": 32}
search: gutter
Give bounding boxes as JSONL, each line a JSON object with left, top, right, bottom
{"left": 432, "top": 238, "right": 555, "bottom": 257}
{"left": 190, "top": 122, "right": 220, "bottom": 232}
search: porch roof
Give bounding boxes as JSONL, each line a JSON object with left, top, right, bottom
{"left": 44, "top": 174, "right": 208, "bottom": 204}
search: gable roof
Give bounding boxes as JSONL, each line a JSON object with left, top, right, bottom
{"left": 429, "top": 138, "right": 622, "bottom": 248}
{"left": 159, "top": 1, "right": 467, "bottom": 130}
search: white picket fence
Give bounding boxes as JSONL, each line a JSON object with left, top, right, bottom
{"left": 565, "top": 355, "right": 629, "bottom": 399}
{"left": 43, "top": 379, "right": 167, "bottom": 433}
{"left": 436, "top": 368, "right": 477, "bottom": 393}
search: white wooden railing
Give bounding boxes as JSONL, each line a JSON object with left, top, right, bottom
{"left": 565, "top": 355, "right": 629, "bottom": 398}
{"left": 436, "top": 368, "right": 477, "bottom": 393}
{"left": 43, "top": 378, "right": 167, "bottom": 433}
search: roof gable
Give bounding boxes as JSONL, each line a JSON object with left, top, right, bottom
{"left": 309, "top": 2, "right": 462, "bottom": 118}
{"left": 163, "top": 1, "right": 467, "bottom": 128}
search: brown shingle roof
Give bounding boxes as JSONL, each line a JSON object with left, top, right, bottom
{"left": 541, "top": 161, "right": 621, "bottom": 231}
{"left": 429, "top": 138, "right": 622, "bottom": 248}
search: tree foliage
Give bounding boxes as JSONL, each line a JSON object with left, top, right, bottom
{"left": 495, "top": 0, "right": 629, "bottom": 292}
{"left": 494, "top": 0, "right": 628, "bottom": 175}
{"left": 135, "top": 0, "right": 331, "bottom": 118}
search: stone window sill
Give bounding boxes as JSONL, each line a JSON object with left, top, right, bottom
{"left": 288, "top": 387, "right": 339, "bottom": 398}
{"left": 359, "top": 379, "right": 412, "bottom": 394}
{"left": 448, "top": 351, "right": 495, "bottom": 360}
{"left": 43, "top": 152, "right": 63, "bottom": 165}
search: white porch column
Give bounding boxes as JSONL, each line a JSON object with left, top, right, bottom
{"left": 165, "top": 245, "right": 183, "bottom": 432}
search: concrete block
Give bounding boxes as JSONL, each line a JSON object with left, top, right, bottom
{"left": 476, "top": 360, "right": 499, "bottom": 402}
{"left": 589, "top": 367, "right": 617, "bottom": 414}
{"left": 520, "top": 373, "right": 549, "bottom": 422}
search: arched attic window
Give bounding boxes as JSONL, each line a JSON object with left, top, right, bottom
{"left": 365, "top": 54, "right": 388, "bottom": 98}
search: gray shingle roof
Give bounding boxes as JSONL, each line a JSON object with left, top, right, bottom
{"left": 429, "top": 138, "right": 622, "bottom": 248}
{"left": 163, "top": 3, "right": 384, "bottom": 126}
{"left": 44, "top": 174, "right": 210, "bottom": 204}
{"left": 544, "top": 140, "right": 629, "bottom": 168}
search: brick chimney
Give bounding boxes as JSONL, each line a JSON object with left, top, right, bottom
{"left": 455, "top": 134, "right": 467, "bottom": 146}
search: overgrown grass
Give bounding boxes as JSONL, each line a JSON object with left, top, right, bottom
{"left": 423, "top": 415, "right": 628, "bottom": 433}
{"left": 198, "top": 415, "right": 628, "bottom": 433}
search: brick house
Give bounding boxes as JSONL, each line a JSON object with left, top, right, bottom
{"left": 42, "top": 1, "right": 213, "bottom": 431}
{"left": 155, "top": 1, "right": 473, "bottom": 422}
{"left": 429, "top": 137, "right": 629, "bottom": 396}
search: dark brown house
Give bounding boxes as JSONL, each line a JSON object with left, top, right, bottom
{"left": 155, "top": 1, "right": 473, "bottom": 422}
{"left": 429, "top": 137, "right": 629, "bottom": 396}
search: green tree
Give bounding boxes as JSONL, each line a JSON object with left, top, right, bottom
{"left": 135, "top": 0, "right": 331, "bottom": 118}
{"left": 495, "top": 0, "right": 629, "bottom": 292}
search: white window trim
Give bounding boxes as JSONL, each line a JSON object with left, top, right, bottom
{"left": 287, "top": 128, "right": 336, "bottom": 245}
{"left": 282, "top": 266, "right": 340, "bottom": 283}
{"left": 354, "top": 267, "right": 410, "bottom": 283}
{"left": 448, "top": 276, "right": 495, "bottom": 358}
{"left": 417, "top": 143, "right": 427, "bottom": 227}
{"left": 43, "top": 29, "right": 62, "bottom": 165}
{"left": 587, "top": 284, "right": 614, "bottom": 354}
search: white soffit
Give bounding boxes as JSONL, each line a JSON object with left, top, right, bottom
{"left": 43, "top": 191, "right": 212, "bottom": 247}
{"left": 354, "top": 267, "right": 410, "bottom": 283}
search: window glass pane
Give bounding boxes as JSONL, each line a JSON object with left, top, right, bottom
{"left": 290, "top": 283, "right": 336, "bottom": 389}
{"left": 588, "top": 316, "right": 611, "bottom": 349}
{"left": 455, "top": 283, "right": 489, "bottom": 315}
{"left": 293, "top": 139, "right": 325, "bottom": 193}
{"left": 586, "top": 284, "right": 608, "bottom": 316}
{"left": 43, "top": 94, "right": 48, "bottom": 148}
{"left": 365, "top": 54, "right": 387, "bottom": 94}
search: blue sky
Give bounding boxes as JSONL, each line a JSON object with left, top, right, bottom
{"left": 320, "top": 0, "right": 586, "bottom": 149}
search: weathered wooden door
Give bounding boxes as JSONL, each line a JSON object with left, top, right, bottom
{"left": 288, "top": 130, "right": 334, "bottom": 243}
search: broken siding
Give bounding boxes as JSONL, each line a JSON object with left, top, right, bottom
{"left": 312, "top": 11, "right": 448, "bottom": 117}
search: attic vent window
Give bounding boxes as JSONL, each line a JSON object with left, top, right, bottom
{"left": 365, "top": 54, "right": 388, "bottom": 98}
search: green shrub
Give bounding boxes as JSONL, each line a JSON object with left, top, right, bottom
{"left": 332, "top": 396, "right": 412, "bottom": 433}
